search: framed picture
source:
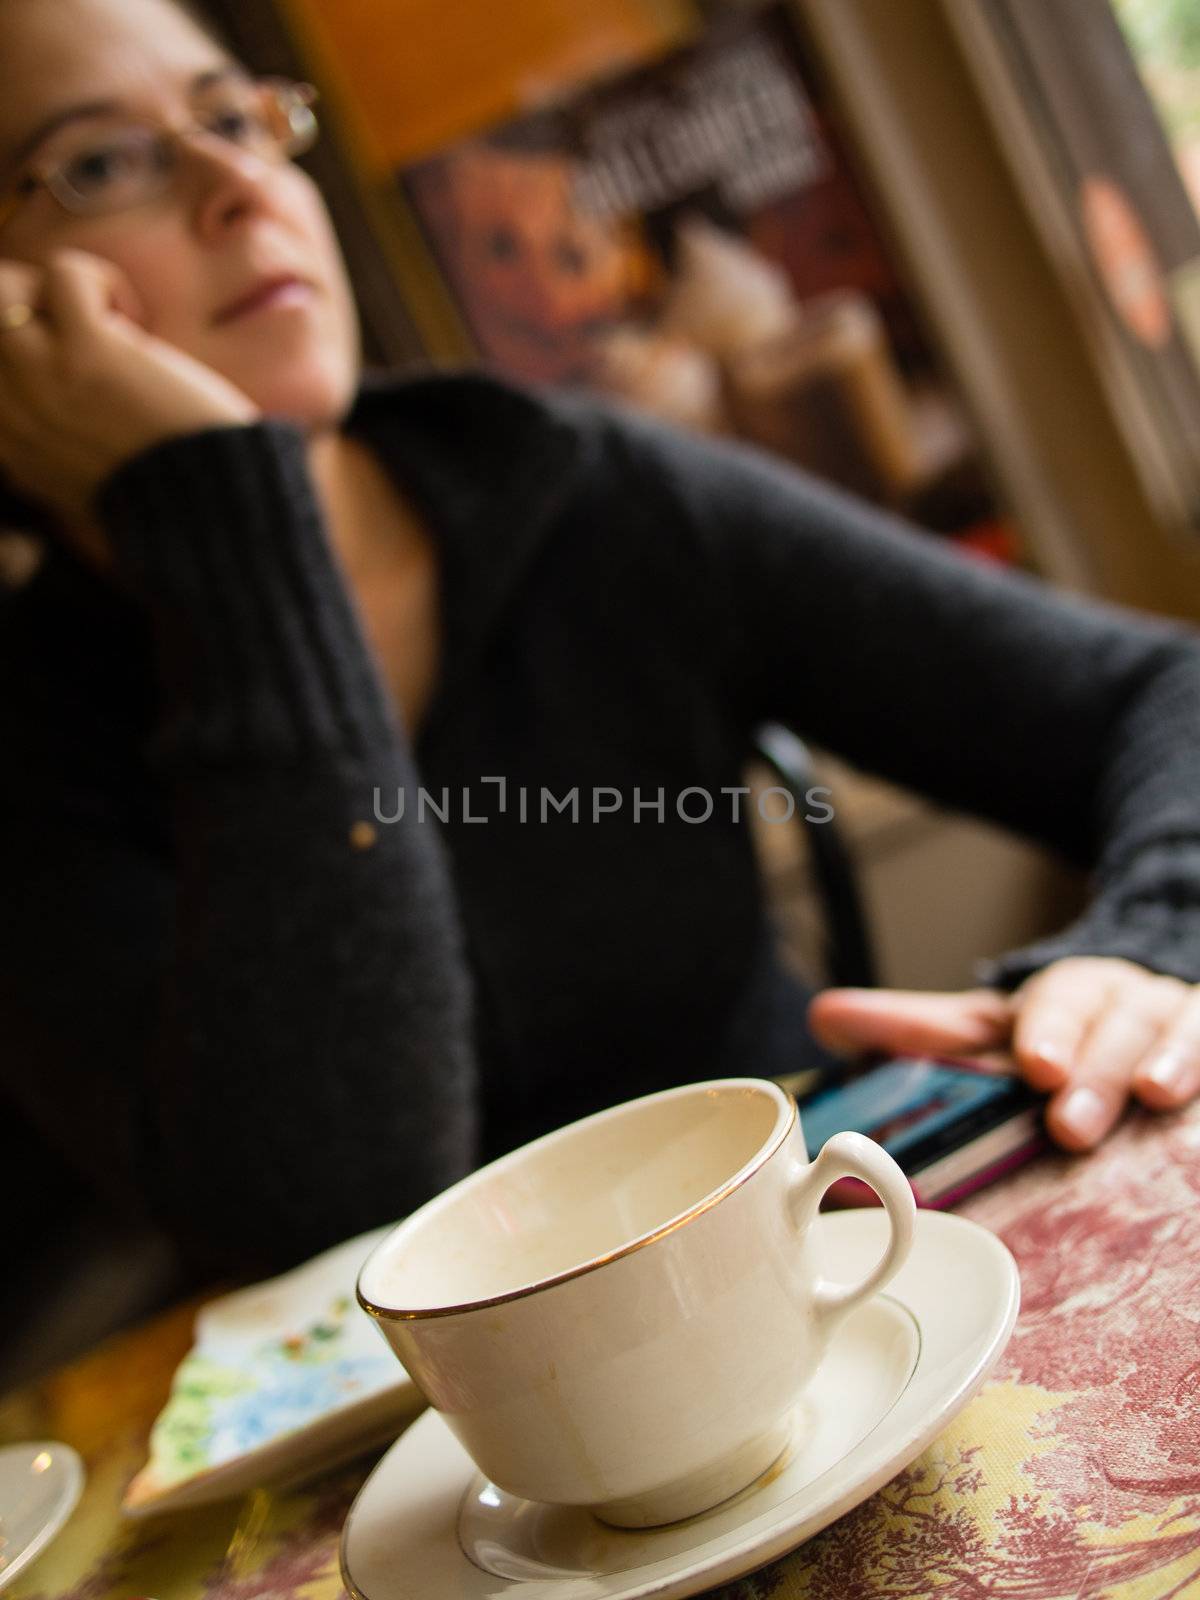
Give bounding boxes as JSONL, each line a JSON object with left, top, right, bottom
{"left": 398, "top": 4, "right": 1020, "bottom": 554}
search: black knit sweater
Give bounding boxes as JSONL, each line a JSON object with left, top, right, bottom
{"left": 3, "top": 368, "right": 1199, "bottom": 1273}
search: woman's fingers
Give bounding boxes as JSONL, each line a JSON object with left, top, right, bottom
{"left": 0, "top": 258, "right": 43, "bottom": 310}
{"left": 1010, "top": 960, "right": 1119, "bottom": 1092}
{"left": 1011, "top": 958, "right": 1194, "bottom": 1149}
{"left": 809, "top": 962, "right": 1200, "bottom": 1159}
{"left": 0, "top": 246, "right": 255, "bottom": 535}
{"left": 807, "top": 985, "right": 1013, "bottom": 1059}
{"left": 1043, "top": 989, "right": 1167, "bottom": 1149}
{"left": 0, "top": 260, "right": 50, "bottom": 383}
{"left": 39, "top": 249, "right": 107, "bottom": 349}
{"left": 40, "top": 247, "right": 147, "bottom": 346}
{"left": 1131, "top": 983, "right": 1200, "bottom": 1110}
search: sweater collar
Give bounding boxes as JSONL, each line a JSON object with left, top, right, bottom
{"left": 342, "top": 365, "right": 585, "bottom": 535}
{"left": 340, "top": 365, "right": 588, "bottom": 740}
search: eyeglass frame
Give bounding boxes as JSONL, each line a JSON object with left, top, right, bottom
{"left": 0, "top": 76, "right": 320, "bottom": 231}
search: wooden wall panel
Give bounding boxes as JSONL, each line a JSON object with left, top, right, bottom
{"left": 279, "top": 0, "right": 696, "bottom": 171}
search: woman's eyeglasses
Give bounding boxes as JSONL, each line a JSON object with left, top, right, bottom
{"left": 0, "top": 77, "right": 319, "bottom": 228}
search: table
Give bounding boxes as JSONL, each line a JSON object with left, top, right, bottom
{"left": 3, "top": 1100, "right": 1199, "bottom": 1600}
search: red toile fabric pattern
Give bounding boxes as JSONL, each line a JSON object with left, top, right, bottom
{"left": 710, "top": 1101, "right": 1200, "bottom": 1600}
{"left": 4, "top": 1104, "right": 1197, "bottom": 1600}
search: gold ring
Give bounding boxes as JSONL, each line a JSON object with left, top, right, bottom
{"left": 0, "top": 303, "right": 35, "bottom": 331}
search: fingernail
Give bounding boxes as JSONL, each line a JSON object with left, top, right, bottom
{"left": 1057, "top": 1086, "right": 1110, "bottom": 1145}
{"left": 1142, "top": 1053, "right": 1190, "bottom": 1098}
{"left": 1029, "top": 1041, "right": 1072, "bottom": 1086}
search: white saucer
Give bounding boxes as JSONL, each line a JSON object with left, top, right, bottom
{"left": 0, "top": 1442, "right": 85, "bottom": 1593}
{"left": 340, "top": 1209, "right": 1019, "bottom": 1600}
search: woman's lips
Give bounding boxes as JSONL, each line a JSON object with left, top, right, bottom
{"left": 213, "top": 275, "right": 314, "bottom": 325}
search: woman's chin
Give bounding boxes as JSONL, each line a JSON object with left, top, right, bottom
{"left": 236, "top": 362, "right": 360, "bottom": 432}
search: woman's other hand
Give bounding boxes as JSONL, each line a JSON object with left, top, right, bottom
{"left": 808, "top": 957, "right": 1200, "bottom": 1151}
{"left": 0, "top": 246, "right": 258, "bottom": 557}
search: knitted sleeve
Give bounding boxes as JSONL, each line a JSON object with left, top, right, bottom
{"left": 602, "top": 409, "right": 1200, "bottom": 989}
{"left": 87, "top": 419, "right": 478, "bottom": 1271}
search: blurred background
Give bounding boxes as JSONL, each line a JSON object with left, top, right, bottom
{"left": 192, "top": 0, "right": 1200, "bottom": 585}
{"left": 4, "top": 0, "right": 1199, "bottom": 1387}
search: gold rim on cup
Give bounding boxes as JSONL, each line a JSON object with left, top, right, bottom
{"left": 358, "top": 1081, "right": 799, "bottom": 1323}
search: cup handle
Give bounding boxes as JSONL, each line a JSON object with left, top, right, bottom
{"left": 788, "top": 1130, "right": 916, "bottom": 1334}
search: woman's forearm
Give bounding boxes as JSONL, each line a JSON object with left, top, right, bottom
{"left": 94, "top": 421, "right": 478, "bottom": 1268}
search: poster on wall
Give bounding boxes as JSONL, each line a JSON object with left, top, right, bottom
{"left": 970, "top": 0, "right": 1200, "bottom": 534}
{"left": 398, "top": 3, "right": 1019, "bottom": 557}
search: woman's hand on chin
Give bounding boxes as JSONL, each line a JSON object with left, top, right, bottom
{"left": 807, "top": 957, "right": 1200, "bottom": 1152}
{"left": 0, "top": 246, "right": 259, "bottom": 549}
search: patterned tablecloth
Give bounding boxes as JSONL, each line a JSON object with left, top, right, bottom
{"left": 3, "top": 1100, "right": 1198, "bottom": 1600}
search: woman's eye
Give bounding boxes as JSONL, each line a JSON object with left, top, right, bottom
{"left": 62, "top": 141, "right": 144, "bottom": 193}
{"left": 206, "top": 108, "right": 263, "bottom": 145}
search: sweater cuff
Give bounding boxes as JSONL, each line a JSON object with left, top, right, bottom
{"left": 976, "top": 898, "right": 1200, "bottom": 991}
{"left": 976, "top": 832, "right": 1200, "bottom": 990}
{"left": 94, "top": 421, "right": 399, "bottom": 764}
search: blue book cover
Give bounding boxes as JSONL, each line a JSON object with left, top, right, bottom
{"left": 799, "top": 1059, "right": 1021, "bottom": 1165}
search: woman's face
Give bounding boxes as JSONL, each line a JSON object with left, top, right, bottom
{"left": 0, "top": 0, "right": 361, "bottom": 428}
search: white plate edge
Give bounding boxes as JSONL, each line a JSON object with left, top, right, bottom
{"left": 120, "top": 1225, "right": 415, "bottom": 1519}
{"left": 0, "top": 1442, "right": 85, "bottom": 1594}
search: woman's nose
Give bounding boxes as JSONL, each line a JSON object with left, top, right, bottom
{"left": 185, "top": 136, "right": 278, "bottom": 238}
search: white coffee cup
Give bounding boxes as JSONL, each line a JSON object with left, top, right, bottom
{"left": 358, "top": 1077, "right": 915, "bottom": 1528}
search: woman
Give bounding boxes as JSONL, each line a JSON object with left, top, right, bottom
{"left": 1, "top": 0, "right": 1198, "bottom": 1275}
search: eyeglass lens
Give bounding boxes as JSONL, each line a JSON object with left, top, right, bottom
{"left": 41, "top": 81, "right": 316, "bottom": 213}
